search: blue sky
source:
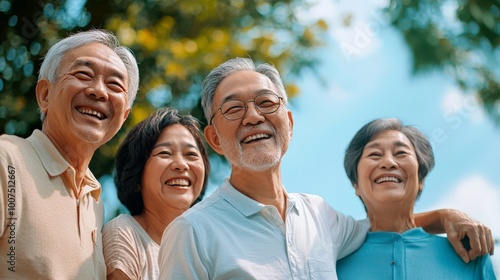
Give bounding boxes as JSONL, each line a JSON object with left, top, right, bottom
{"left": 102, "top": 0, "right": 499, "bottom": 274}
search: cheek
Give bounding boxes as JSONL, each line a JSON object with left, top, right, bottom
{"left": 111, "top": 94, "right": 130, "bottom": 111}
{"left": 192, "top": 162, "right": 206, "bottom": 187}
{"left": 356, "top": 162, "right": 370, "bottom": 181}
{"left": 142, "top": 159, "right": 164, "bottom": 184}
{"left": 406, "top": 162, "right": 420, "bottom": 180}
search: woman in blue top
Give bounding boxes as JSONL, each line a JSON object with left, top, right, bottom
{"left": 337, "top": 118, "right": 496, "bottom": 279}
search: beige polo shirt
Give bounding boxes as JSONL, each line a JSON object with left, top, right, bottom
{"left": 0, "top": 130, "right": 105, "bottom": 279}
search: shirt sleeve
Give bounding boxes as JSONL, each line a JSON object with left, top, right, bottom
{"left": 158, "top": 217, "right": 209, "bottom": 280}
{"left": 102, "top": 221, "right": 142, "bottom": 279}
{"left": 331, "top": 208, "right": 370, "bottom": 259}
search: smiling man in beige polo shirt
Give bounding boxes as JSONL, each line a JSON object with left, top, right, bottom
{"left": 0, "top": 29, "right": 139, "bottom": 279}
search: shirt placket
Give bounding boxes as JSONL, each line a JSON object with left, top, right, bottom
{"left": 392, "top": 236, "right": 405, "bottom": 280}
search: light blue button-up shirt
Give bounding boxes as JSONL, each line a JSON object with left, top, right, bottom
{"left": 159, "top": 179, "right": 369, "bottom": 279}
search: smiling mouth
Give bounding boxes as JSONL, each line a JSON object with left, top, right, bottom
{"left": 166, "top": 178, "right": 190, "bottom": 187}
{"left": 77, "top": 107, "right": 106, "bottom": 120}
{"left": 242, "top": 133, "right": 271, "bottom": 144}
{"left": 375, "top": 176, "right": 402, "bottom": 183}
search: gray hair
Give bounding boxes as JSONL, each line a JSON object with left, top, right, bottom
{"left": 344, "top": 118, "right": 435, "bottom": 198}
{"left": 38, "top": 29, "right": 139, "bottom": 120}
{"left": 201, "top": 57, "right": 288, "bottom": 122}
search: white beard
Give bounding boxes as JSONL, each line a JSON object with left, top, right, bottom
{"left": 216, "top": 123, "right": 286, "bottom": 171}
{"left": 238, "top": 143, "right": 281, "bottom": 171}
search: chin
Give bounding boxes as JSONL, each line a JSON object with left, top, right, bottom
{"left": 241, "top": 152, "right": 280, "bottom": 170}
{"left": 77, "top": 131, "right": 112, "bottom": 146}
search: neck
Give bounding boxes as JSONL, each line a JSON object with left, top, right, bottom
{"left": 43, "top": 129, "right": 95, "bottom": 190}
{"left": 367, "top": 207, "right": 416, "bottom": 233}
{"left": 229, "top": 166, "right": 287, "bottom": 221}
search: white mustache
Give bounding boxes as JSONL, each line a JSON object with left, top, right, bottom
{"left": 237, "top": 123, "right": 275, "bottom": 140}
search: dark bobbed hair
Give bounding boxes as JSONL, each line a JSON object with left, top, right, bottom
{"left": 344, "top": 118, "right": 435, "bottom": 200}
{"left": 115, "top": 107, "right": 210, "bottom": 215}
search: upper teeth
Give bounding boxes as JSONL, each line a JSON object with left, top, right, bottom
{"left": 78, "top": 108, "right": 103, "bottom": 119}
{"left": 376, "top": 177, "right": 400, "bottom": 183}
{"left": 243, "top": 133, "right": 270, "bottom": 143}
{"left": 167, "top": 179, "right": 189, "bottom": 186}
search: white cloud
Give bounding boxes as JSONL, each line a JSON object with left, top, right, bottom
{"left": 427, "top": 174, "right": 500, "bottom": 275}
{"left": 441, "top": 86, "right": 486, "bottom": 125}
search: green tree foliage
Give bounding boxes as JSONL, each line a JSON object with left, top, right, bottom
{"left": 0, "top": 0, "right": 327, "bottom": 179}
{"left": 385, "top": 0, "right": 500, "bottom": 123}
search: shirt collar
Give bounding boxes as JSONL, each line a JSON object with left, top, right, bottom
{"left": 366, "top": 227, "right": 428, "bottom": 243}
{"left": 27, "top": 129, "right": 102, "bottom": 201}
{"left": 218, "top": 178, "right": 298, "bottom": 217}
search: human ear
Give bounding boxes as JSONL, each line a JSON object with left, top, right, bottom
{"left": 354, "top": 184, "right": 360, "bottom": 196}
{"left": 123, "top": 107, "right": 131, "bottom": 120}
{"left": 204, "top": 125, "right": 225, "bottom": 155}
{"left": 36, "top": 79, "right": 50, "bottom": 114}
{"left": 287, "top": 110, "right": 294, "bottom": 139}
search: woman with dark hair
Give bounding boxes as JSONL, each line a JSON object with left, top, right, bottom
{"left": 337, "top": 118, "right": 496, "bottom": 279}
{"left": 102, "top": 107, "right": 210, "bottom": 280}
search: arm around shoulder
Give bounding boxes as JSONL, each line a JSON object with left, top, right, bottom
{"left": 415, "top": 209, "right": 494, "bottom": 263}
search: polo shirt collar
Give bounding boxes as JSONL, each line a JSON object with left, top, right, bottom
{"left": 27, "top": 129, "right": 101, "bottom": 201}
{"left": 218, "top": 179, "right": 298, "bottom": 217}
{"left": 367, "top": 227, "right": 428, "bottom": 243}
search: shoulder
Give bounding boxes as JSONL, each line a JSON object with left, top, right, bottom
{"left": 289, "top": 192, "right": 345, "bottom": 216}
{"left": 103, "top": 215, "right": 139, "bottom": 242}
{"left": 0, "top": 134, "right": 26, "bottom": 156}
{"left": 104, "top": 214, "right": 135, "bottom": 230}
{"left": 165, "top": 192, "right": 238, "bottom": 235}
{"left": 0, "top": 133, "right": 24, "bottom": 143}
{"left": 181, "top": 191, "right": 226, "bottom": 219}
{"left": 289, "top": 192, "right": 327, "bottom": 205}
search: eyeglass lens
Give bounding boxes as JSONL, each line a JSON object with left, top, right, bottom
{"left": 221, "top": 93, "right": 281, "bottom": 120}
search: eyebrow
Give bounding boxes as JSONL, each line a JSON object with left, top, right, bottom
{"left": 72, "top": 59, "right": 126, "bottom": 81}
{"left": 152, "top": 142, "right": 199, "bottom": 150}
{"left": 220, "top": 89, "right": 278, "bottom": 103}
{"left": 365, "top": 140, "right": 412, "bottom": 149}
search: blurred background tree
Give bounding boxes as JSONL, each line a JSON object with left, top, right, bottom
{"left": 384, "top": 0, "right": 499, "bottom": 123}
{"left": 0, "top": 0, "right": 327, "bottom": 180}
{"left": 1, "top": 0, "right": 498, "bottom": 181}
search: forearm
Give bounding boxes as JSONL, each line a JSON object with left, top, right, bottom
{"left": 414, "top": 209, "right": 451, "bottom": 234}
{"left": 415, "top": 208, "right": 494, "bottom": 262}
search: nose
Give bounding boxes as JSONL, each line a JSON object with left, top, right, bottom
{"left": 242, "top": 101, "right": 265, "bottom": 125}
{"left": 85, "top": 77, "right": 108, "bottom": 101}
{"left": 170, "top": 156, "right": 189, "bottom": 171}
{"left": 379, "top": 154, "right": 397, "bottom": 169}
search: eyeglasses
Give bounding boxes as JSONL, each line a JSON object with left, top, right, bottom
{"left": 210, "top": 92, "right": 283, "bottom": 124}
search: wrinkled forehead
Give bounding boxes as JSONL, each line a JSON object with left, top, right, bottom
{"left": 60, "top": 42, "right": 128, "bottom": 79}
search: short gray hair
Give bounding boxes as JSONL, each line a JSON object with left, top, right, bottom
{"left": 38, "top": 29, "right": 139, "bottom": 120}
{"left": 201, "top": 57, "right": 288, "bottom": 122}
